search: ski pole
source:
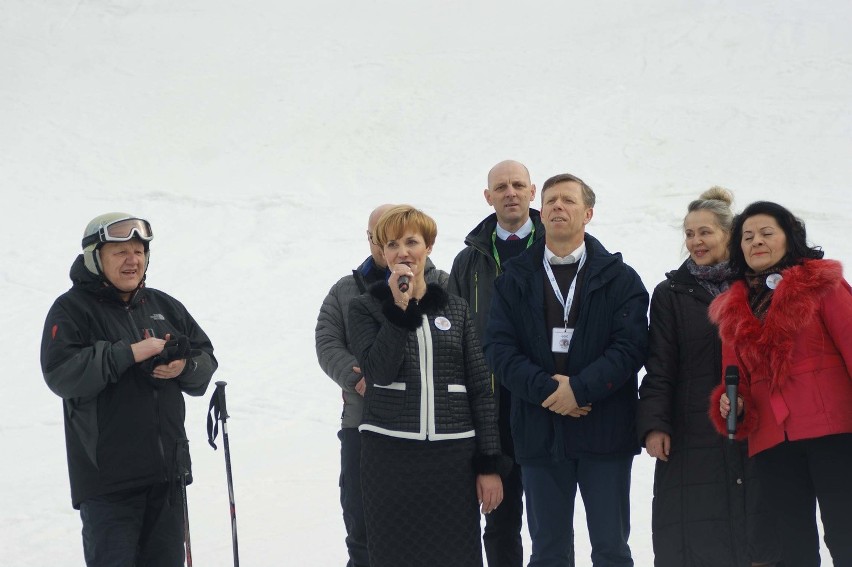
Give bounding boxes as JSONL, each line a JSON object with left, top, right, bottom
{"left": 207, "top": 381, "right": 240, "bottom": 567}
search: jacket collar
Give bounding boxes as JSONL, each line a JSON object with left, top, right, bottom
{"left": 505, "top": 233, "right": 621, "bottom": 291}
{"left": 463, "top": 209, "right": 545, "bottom": 253}
{"left": 369, "top": 281, "right": 449, "bottom": 313}
{"left": 69, "top": 254, "right": 145, "bottom": 305}
{"left": 664, "top": 260, "right": 713, "bottom": 302}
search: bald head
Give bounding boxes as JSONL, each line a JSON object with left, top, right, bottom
{"left": 484, "top": 160, "right": 536, "bottom": 233}
{"left": 369, "top": 204, "right": 395, "bottom": 230}
{"left": 367, "top": 204, "right": 395, "bottom": 267}
{"left": 487, "top": 160, "right": 531, "bottom": 188}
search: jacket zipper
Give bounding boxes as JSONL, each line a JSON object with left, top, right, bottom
{"left": 126, "top": 305, "right": 169, "bottom": 482}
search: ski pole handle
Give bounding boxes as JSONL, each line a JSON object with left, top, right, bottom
{"left": 208, "top": 381, "right": 231, "bottom": 449}
{"left": 215, "top": 381, "right": 230, "bottom": 422}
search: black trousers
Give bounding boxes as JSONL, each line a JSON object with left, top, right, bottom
{"left": 79, "top": 482, "right": 185, "bottom": 567}
{"left": 339, "top": 428, "right": 369, "bottom": 567}
{"left": 755, "top": 433, "right": 852, "bottom": 567}
{"left": 483, "top": 460, "right": 524, "bottom": 567}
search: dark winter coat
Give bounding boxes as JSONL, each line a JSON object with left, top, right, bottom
{"left": 348, "top": 283, "right": 502, "bottom": 472}
{"left": 315, "top": 256, "right": 448, "bottom": 429}
{"left": 709, "top": 259, "right": 852, "bottom": 456}
{"left": 448, "top": 210, "right": 545, "bottom": 341}
{"left": 484, "top": 234, "right": 649, "bottom": 463}
{"left": 638, "top": 261, "right": 778, "bottom": 566}
{"left": 41, "top": 255, "right": 217, "bottom": 508}
{"left": 448, "top": 210, "right": 545, "bottom": 458}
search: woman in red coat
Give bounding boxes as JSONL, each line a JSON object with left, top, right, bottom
{"left": 710, "top": 201, "right": 852, "bottom": 566}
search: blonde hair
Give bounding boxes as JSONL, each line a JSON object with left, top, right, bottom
{"left": 684, "top": 186, "right": 734, "bottom": 233}
{"left": 374, "top": 205, "right": 438, "bottom": 248}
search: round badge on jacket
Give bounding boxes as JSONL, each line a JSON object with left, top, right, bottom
{"left": 766, "top": 273, "right": 783, "bottom": 289}
{"left": 434, "top": 316, "right": 451, "bottom": 331}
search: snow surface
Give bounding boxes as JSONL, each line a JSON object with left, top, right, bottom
{"left": 2, "top": 1, "right": 850, "bottom": 564}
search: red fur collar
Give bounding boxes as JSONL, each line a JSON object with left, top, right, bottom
{"left": 709, "top": 259, "right": 843, "bottom": 391}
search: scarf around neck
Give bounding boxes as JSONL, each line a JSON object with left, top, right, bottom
{"left": 743, "top": 256, "right": 797, "bottom": 321}
{"left": 685, "top": 258, "right": 733, "bottom": 298}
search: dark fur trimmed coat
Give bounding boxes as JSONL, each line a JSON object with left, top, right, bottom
{"left": 348, "top": 282, "right": 502, "bottom": 473}
{"left": 708, "top": 259, "right": 852, "bottom": 456}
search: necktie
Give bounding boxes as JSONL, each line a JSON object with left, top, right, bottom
{"left": 507, "top": 234, "right": 520, "bottom": 241}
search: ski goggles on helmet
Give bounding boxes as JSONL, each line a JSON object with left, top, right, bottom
{"left": 82, "top": 217, "right": 154, "bottom": 248}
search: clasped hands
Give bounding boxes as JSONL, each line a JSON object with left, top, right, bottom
{"left": 542, "top": 374, "right": 591, "bottom": 417}
{"left": 132, "top": 333, "right": 196, "bottom": 380}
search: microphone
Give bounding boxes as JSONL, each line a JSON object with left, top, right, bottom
{"left": 398, "top": 275, "right": 410, "bottom": 293}
{"left": 725, "top": 365, "right": 739, "bottom": 440}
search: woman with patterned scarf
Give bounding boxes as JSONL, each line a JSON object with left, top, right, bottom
{"left": 711, "top": 201, "right": 852, "bottom": 566}
{"left": 638, "top": 188, "right": 781, "bottom": 565}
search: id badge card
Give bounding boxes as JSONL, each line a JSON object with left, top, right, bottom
{"left": 551, "top": 327, "right": 574, "bottom": 353}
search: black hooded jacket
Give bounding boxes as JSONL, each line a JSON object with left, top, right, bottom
{"left": 41, "top": 255, "right": 217, "bottom": 508}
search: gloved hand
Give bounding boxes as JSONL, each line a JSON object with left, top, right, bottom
{"left": 141, "top": 335, "right": 202, "bottom": 375}
{"left": 157, "top": 335, "right": 193, "bottom": 364}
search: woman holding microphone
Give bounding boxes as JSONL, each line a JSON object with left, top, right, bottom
{"left": 348, "top": 205, "right": 504, "bottom": 567}
{"left": 712, "top": 201, "right": 852, "bottom": 565}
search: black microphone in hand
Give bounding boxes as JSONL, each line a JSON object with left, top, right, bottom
{"left": 725, "top": 365, "right": 739, "bottom": 440}
{"left": 398, "top": 275, "right": 410, "bottom": 292}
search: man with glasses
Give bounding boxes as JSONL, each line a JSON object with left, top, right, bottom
{"left": 315, "top": 204, "right": 448, "bottom": 567}
{"left": 41, "top": 212, "right": 217, "bottom": 567}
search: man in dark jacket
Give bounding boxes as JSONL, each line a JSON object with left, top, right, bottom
{"left": 485, "top": 174, "right": 649, "bottom": 567}
{"left": 449, "top": 160, "right": 561, "bottom": 567}
{"left": 315, "top": 204, "right": 448, "bottom": 567}
{"left": 41, "top": 213, "right": 217, "bottom": 567}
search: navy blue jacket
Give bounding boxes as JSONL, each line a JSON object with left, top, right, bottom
{"left": 484, "top": 234, "right": 649, "bottom": 464}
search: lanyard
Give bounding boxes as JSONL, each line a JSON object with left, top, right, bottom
{"left": 491, "top": 226, "right": 536, "bottom": 271}
{"left": 543, "top": 251, "right": 587, "bottom": 329}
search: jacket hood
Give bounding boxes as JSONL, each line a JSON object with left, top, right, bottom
{"left": 69, "top": 254, "right": 145, "bottom": 304}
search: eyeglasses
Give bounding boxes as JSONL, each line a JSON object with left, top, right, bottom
{"left": 82, "top": 217, "right": 154, "bottom": 248}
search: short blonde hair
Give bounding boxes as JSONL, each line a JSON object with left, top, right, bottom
{"left": 374, "top": 205, "right": 438, "bottom": 248}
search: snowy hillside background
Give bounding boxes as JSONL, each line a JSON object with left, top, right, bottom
{"left": 2, "top": 1, "right": 850, "bottom": 564}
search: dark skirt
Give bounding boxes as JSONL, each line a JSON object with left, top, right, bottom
{"left": 360, "top": 432, "right": 482, "bottom": 567}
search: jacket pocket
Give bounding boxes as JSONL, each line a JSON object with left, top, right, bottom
{"left": 366, "top": 382, "right": 407, "bottom": 419}
{"left": 446, "top": 384, "right": 473, "bottom": 426}
{"left": 374, "top": 382, "right": 407, "bottom": 391}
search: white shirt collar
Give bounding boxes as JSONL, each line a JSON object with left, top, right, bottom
{"left": 545, "top": 241, "right": 586, "bottom": 265}
{"left": 495, "top": 217, "right": 533, "bottom": 241}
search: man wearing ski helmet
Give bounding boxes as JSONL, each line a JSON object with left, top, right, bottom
{"left": 41, "top": 213, "right": 217, "bottom": 567}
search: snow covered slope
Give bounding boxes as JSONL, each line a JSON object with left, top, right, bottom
{"left": 2, "top": 1, "right": 850, "bottom": 564}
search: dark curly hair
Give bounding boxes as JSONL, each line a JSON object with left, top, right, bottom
{"left": 728, "top": 201, "right": 824, "bottom": 277}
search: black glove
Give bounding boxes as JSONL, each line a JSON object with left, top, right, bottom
{"left": 142, "top": 335, "right": 202, "bottom": 374}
